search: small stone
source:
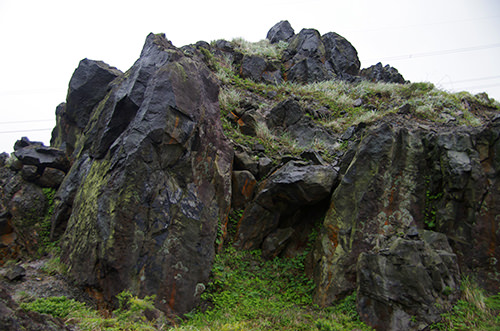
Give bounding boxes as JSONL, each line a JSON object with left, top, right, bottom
{"left": 398, "top": 103, "right": 411, "bottom": 115}
{"left": 353, "top": 98, "right": 363, "bottom": 107}
{"left": 5, "top": 265, "right": 26, "bottom": 281}
{"left": 254, "top": 143, "right": 266, "bottom": 153}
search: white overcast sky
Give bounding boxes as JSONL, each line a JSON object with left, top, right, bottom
{"left": 0, "top": 0, "right": 499, "bottom": 153}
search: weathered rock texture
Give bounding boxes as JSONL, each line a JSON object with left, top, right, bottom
{"left": 235, "top": 160, "right": 337, "bottom": 258}
{"left": 312, "top": 118, "right": 500, "bottom": 327}
{"left": 51, "top": 59, "right": 122, "bottom": 156}
{"left": 52, "top": 33, "right": 233, "bottom": 315}
{"left": 0, "top": 139, "right": 67, "bottom": 262}
{"left": 266, "top": 20, "right": 295, "bottom": 44}
{"left": 361, "top": 62, "right": 406, "bottom": 84}
{"left": 357, "top": 231, "right": 460, "bottom": 330}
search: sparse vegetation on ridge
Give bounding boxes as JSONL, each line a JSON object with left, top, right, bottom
{"left": 210, "top": 38, "right": 499, "bottom": 164}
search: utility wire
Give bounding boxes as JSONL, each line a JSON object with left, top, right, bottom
{"left": 0, "top": 119, "right": 54, "bottom": 125}
{"left": 366, "top": 43, "right": 500, "bottom": 62}
{"left": 457, "top": 83, "right": 500, "bottom": 90}
{"left": 0, "top": 89, "right": 62, "bottom": 96}
{"left": 0, "top": 128, "right": 52, "bottom": 134}
{"left": 447, "top": 75, "right": 500, "bottom": 85}
{"left": 346, "top": 14, "right": 500, "bottom": 34}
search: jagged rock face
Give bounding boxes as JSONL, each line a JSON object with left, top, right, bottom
{"left": 313, "top": 120, "right": 500, "bottom": 313}
{"left": 56, "top": 33, "right": 233, "bottom": 314}
{"left": 240, "top": 55, "right": 283, "bottom": 85}
{"left": 266, "top": 98, "right": 338, "bottom": 153}
{"left": 51, "top": 59, "right": 122, "bottom": 156}
{"left": 235, "top": 161, "right": 337, "bottom": 256}
{"left": 283, "top": 29, "right": 332, "bottom": 84}
{"left": 266, "top": 20, "right": 295, "bottom": 44}
{"left": 282, "top": 28, "right": 361, "bottom": 83}
{"left": 361, "top": 62, "right": 406, "bottom": 84}
{"left": 357, "top": 231, "right": 460, "bottom": 330}
{"left": 0, "top": 139, "right": 68, "bottom": 262}
{"left": 322, "top": 32, "right": 360, "bottom": 78}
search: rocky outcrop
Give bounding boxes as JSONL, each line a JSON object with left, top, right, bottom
{"left": 0, "top": 139, "right": 68, "bottom": 262}
{"left": 312, "top": 118, "right": 500, "bottom": 328}
{"left": 266, "top": 98, "right": 338, "bottom": 153}
{"left": 51, "top": 59, "right": 122, "bottom": 156}
{"left": 235, "top": 160, "right": 337, "bottom": 257}
{"left": 54, "top": 33, "right": 233, "bottom": 315}
{"left": 239, "top": 55, "right": 283, "bottom": 85}
{"left": 322, "top": 32, "right": 361, "bottom": 79}
{"left": 282, "top": 29, "right": 333, "bottom": 84}
{"left": 357, "top": 231, "right": 460, "bottom": 330}
{"left": 361, "top": 62, "right": 406, "bottom": 84}
{"left": 266, "top": 20, "right": 295, "bottom": 44}
{"left": 281, "top": 28, "right": 361, "bottom": 83}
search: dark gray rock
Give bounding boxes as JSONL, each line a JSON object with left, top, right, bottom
{"left": 36, "top": 167, "right": 66, "bottom": 188}
{"left": 286, "top": 57, "right": 332, "bottom": 84}
{"left": 235, "top": 161, "right": 337, "bottom": 251}
{"left": 361, "top": 62, "right": 406, "bottom": 84}
{"left": 4, "top": 264, "right": 26, "bottom": 281}
{"left": 357, "top": 232, "right": 460, "bottom": 330}
{"left": 240, "top": 55, "right": 267, "bottom": 81}
{"left": 283, "top": 29, "right": 333, "bottom": 84}
{"left": 322, "top": 32, "right": 360, "bottom": 78}
{"left": 0, "top": 153, "right": 8, "bottom": 166}
{"left": 58, "top": 33, "right": 233, "bottom": 315}
{"left": 266, "top": 20, "right": 295, "bottom": 44}
{"left": 14, "top": 144, "right": 69, "bottom": 173}
{"left": 14, "top": 137, "right": 42, "bottom": 151}
{"left": 233, "top": 146, "right": 260, "bottom": 177}
{"left": 66, "top": 58, "right": 122, "bottom": 129}
{"left": 266, "top": 98, "right": 304, "bottom": 129}
{"left": 262, "top": 227, "right": 295, "bottom": 258}
{"left": 313, "top": 119, "right": 500, "bottom": 311}
{"left": 240, "top": 55, "right": 283, "bottom": 85}
{"left": 20, "top": 165, "right": 39, "bottom": 182}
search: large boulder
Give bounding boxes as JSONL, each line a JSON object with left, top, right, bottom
{"left": 266, "top": 20, "right": 295, "bottom": 44}
{"left": 322, "top": 32, "right": 360, "bottom": 79}
{"left": 56, "top": 33, "right": 233, "bottom": 315}
{"left": 361, "top": 62, "right": 406, "bottom": 84}
{"left": 65, "top": 58, "right": 122, "bottom": 129}
{"left": 282, "top": 29, "right": 332, "bottom": 84}
{"left": 13, "top": 141, "right": 69, "bottom": 173}
{"left": 312, "top": 119, "right": 500, "bottom": 312}
{"left": 357, "top": 231, "right": 460, "bottom": 330}
{"left": 282, "top": 28, "right": 361, "bottom": 83}
{"left": 51, "top": 59, "right": 122, "bottom": 156}
{"left": 235, "top": 161, "right": 337, "bottom": 254}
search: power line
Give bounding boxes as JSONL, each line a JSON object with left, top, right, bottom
{"left": 0, "top": 89, "right": 62, "bottom": 96}
{"left": 0, "top": 128, "right": 53, "bottom": 134}
{"left": 459, "top": 83, "right": 500, "bottom": 90}
{"left": 346, "top": 14, "right": 500, "bottom": 34}
{"left": 0, "top": 119, "right": 54, "bottom": 125}
{"left": 449, "top": 75, "right": 500, "bottom": 84}
{"left": 366, "top": 43, "right": 500, "bottom": 62}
